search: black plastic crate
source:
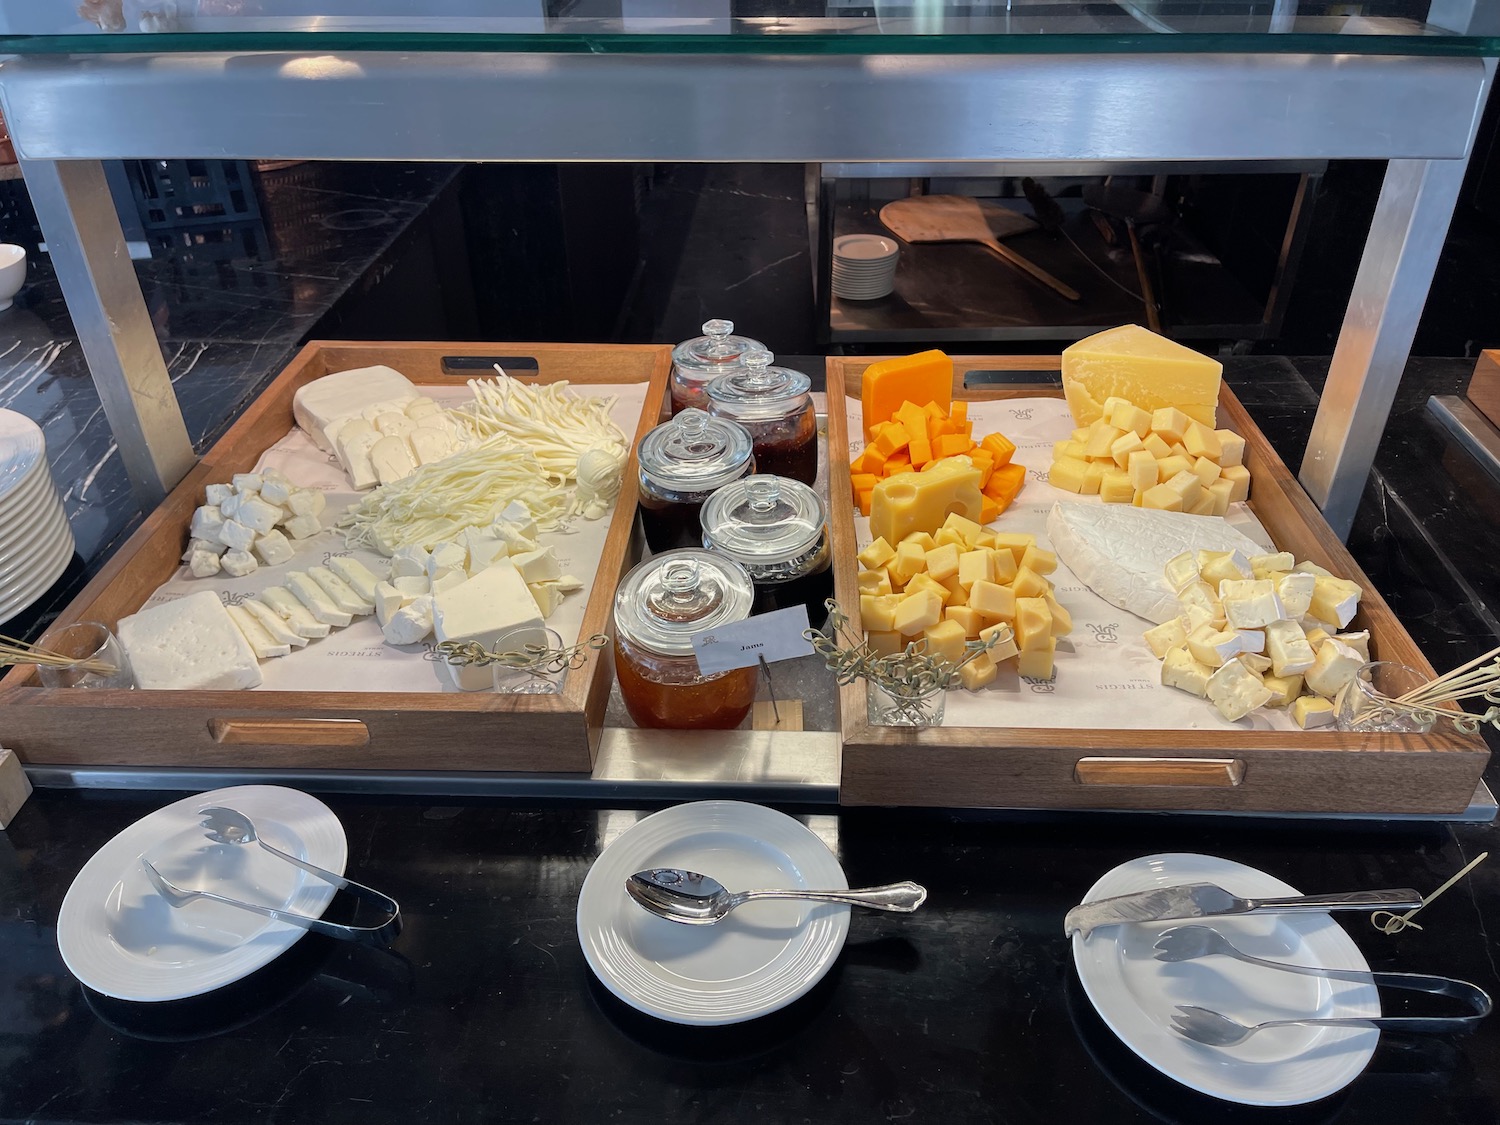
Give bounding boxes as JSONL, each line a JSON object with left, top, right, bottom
{"left": 126, "top": 159, "right": 262, "bottom": 230}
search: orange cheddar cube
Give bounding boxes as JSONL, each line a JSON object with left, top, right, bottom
{"left": 908, "top": 436, "right": 933, "bottom": 468}
{"left": 985, "top": 462, "right": 1027, "bottom": 513}
{"left": 980, "top": 432, "right": 1017, "bottom": 468}
{"left": 979, "top": 496, "right": 1000, "bottom": 523}
{"left": 950, "top": 401, "right": 968, "bottom": 425}
{"left": 935, "top": 432, "right": 971, "bottom": 459}
{"left": 850, "top": 472, "right": 878, "bottom": 494}
{"left": 862, "top": 445, "right": 889, "bottom": 474}
{"left": 856, "top": 488, "right": 874, "bottom": 516}
{"left": 872, "top": 423, "right": 911, "bottom": 458}
{"left": 884, "top": 454, "right": 911, "bottom": 475}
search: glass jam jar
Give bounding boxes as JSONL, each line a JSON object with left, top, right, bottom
{"left": 670, "top": 318, "right": 765, "bottom": 415}
{"left": 705, "top": 349, "right": 818, "bottom": 487}
{"left": 613, "top": 549, "right": 758, "bottom": 729}
{"left": 636, "top": 408, "right": 755, "bottom": 553}
{"left": 700, "top": 475, "right": 834, "bottom": 623}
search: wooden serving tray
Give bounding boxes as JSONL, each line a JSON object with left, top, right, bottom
{"left": 828, "top": 355, "right": 1490, "bottom": 814}
{"left": 0, "top": 341, "right": 671, "bottom": 774}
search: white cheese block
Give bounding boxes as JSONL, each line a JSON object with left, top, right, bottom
{"left": 292, "top": 365, "right": 417, "bottom": 453}
{"left": 241, "top": 597, "right": 308, "bottom": 648}
{"left": 308, "top": 565, "right": 374, "bottom": 615}
{"left": 287, "top": 571, "right": 354, "bottom": 627}
{"left": 405, "top": 397, "right": 442, "bottom": 420}
{"left": 226, "top": 602, "right": 292, "bottom": 660}
{"left": 118, "top": 590, "right": 262, "bottom": 690}
{"left": 182, "top": 537, "right": 221, "bottom": 562}
{"left": 327, "top": 556, "right": 384, "bottom": 604}
{"left": 383, "top": 595, "right": 434, "bottom": 646}
{"left": 1274, "top": 571, "right": 1316, "bottom": 619}
{"left": 204, "top": 483, "right": 233, "bottom": 506}
{"left": 463, "top": 528, "right": 510, "bottom": 574}
{"left": 370, "top": 434, "right": 416, "bottom": 486}
{"left": 218, "top": 519, "right": 258, "bottom": 552}
{"left": 253, "top": 530, "right": 295, "bottom": 567}
{"left": 495, "top": 501, "right": 538, "bottom": 540}
{"left": 259, "top": 585, "right": 332, "bottom": 638}
{"left": 188, "top": 549, "right": 222, "bottom": 578}
{"left": 432, "top": 563, "right": 546, "bottom": 654}
{"left": 374, "top": 411, "right": 415, "bottom": 438}
{"left": 511, "top": 546, "right": 560, "bottom": 585}
{"left": 220, "top": 548, "right": 258, "bottom": 577}
{"left": 428, "top": 541, "right": 467, "bottom": 578}
{"left": 1046, "top": 501, "right": 1267, "bottom": 624}
{"left": 1292, "top": 695, "right": 1337, "bottom": 729}
{"left": 529, "top": 581, "right": 562, "bottom": 617}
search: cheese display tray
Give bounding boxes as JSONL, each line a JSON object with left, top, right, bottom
{"left": 828, "top": 355, "right": 1490, "bottom": 815}
{"left": 0, "top": 341, "right": 672, "bottom": 774}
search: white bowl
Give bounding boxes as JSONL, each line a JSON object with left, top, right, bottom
{"left": 0, "top": 245, "right": 26, "bottom": 311}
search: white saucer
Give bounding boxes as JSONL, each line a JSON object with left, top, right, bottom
{"left": 833, "top": 234, "right": 900, "bottom": 262}
{"left": 0, "top": 409, "right": 44, "bottom": 503}
{"left": 1072, "top": 853, "right": 1380, "bottom": 1106}
{"left": 58, "top": 785, "right": 347, "bottom": 1002}
{"left": 577, "top": 800, "right": 850, "bottom": 1025}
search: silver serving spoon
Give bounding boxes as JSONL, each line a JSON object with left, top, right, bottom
{"left": 627, "top": 867, "right": 927, "bottom": 925}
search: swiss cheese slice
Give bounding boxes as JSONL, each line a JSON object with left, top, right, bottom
{"left": 869, "top": 459, "right": 982, "bottom": 545}
{"left": 1045, "top": 501, "right": 1267, "bottom": 624}
{"left": 860, "top": 350, "right": 952, "bottom": 442}
{"left": 1061, "top": 325, "right": 1222, "bottom": 429}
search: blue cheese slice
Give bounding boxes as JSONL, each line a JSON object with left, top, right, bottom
{"left": 117, "top": 590, "right": 262, "bottom": 690}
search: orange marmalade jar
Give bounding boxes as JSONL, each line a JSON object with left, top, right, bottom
{"left": 612, "top": 549, "right": 757, "bottom": 729}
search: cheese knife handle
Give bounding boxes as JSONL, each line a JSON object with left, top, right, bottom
{"left": 1247, "top": 888, "right": 1424, "bottom": 913}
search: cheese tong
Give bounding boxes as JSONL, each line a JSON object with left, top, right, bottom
{"left": 143, "top": 806, "right": 402, "bottom": 947}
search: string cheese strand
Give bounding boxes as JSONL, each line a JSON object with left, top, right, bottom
{"left": 1371, "top": 851, "right": 1489, "bottom": 935}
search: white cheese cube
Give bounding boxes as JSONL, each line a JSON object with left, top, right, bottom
{"left": 1237, "top": 652, "right": 1272, "bottom": 674}
{"left": 1178, "top": 604, "right": 1214, "bottom": 635}
{"left": 370, "top": 434, "right": 416, "bottom": 486}
{"left": 285, "top": 488, "right": 326, "bottom": 518}
{"left": 235, "top": 495, "right": 285, "bottom": 535}
{"left": 259, "top": 585, "right": 332, "bottom": 638}
{"left": 241, "top": 597, "right": 307, "bottom": 648}
{"left": 393, "top": 575, "right": 430, "bottom": 599}
{"left": 1178, "top": 581, "right": 1225, "bottom": 627}
{"left": 1274, "top": 571, "right": 1316, "bottom": 619}
{"left": 1292, "top": 695, "right": 1337, "bottom": 729}
{"left": 1162, "top": 646, "right": 1214, "bottom": 698}
{"left": 529, "top": 581, "right": 562, "bottom": 617}
{"left": 1198, "top": 549, "right": 1253, "bottom": 587}
{"left": 308, "top": 565, "right": 374, "bottom": 615}
{"left": 327, "top": 556, "right": 383, "bottom": 604}
{"left": 283, "top": 513, "right": 323, "bottom": 540}
{"left": 390, "top": 545, "right": 430, "bottom": 578}
{"left": 1143, "top": 618, "right": 1188, "bottom": 658}
{"left": 204, "top": 483, "right": 233, "bottom": 506}
{"left": 462, "top": 527, "right": 510, "bottom": 573}
{"left": 226, "top": 602, "right": 291, "bottom": 659}
{"left": 428, "top": 541, "right": 468, "bottom": 579}
{"left": 556, "top": 575, "right": 584, "bottom": 593}
{"left": 1234, "top": 629, "right": 1266, "bottom": 654}
{"left": 1265, "top": 618, "right": 1316, "bottom": 677}
{"left": 495, "top": 501, "right": 538, "bottom": 540}
{"left": 188, "top": 548, "right": 222, "bottom": 578}
{"left": 432, "top": 563, "right": 546, "bottom": 653}
{"left": 218, "top": 519, "right": 258, "bottom": 552}
{"left": 409, "top": 426, "right": 454, "bottom": 466}
{"left": 220, "top": 549, "right": 258, "bottom": 577}
{"left": 218, "top": 495, "right": 242, "bottom": 522}
{"left": 510, "top": 546, "right": 560, "bottom": 585}
{"left": 1304, "top": 638, "right": 1365, "bottom": 698}
{"left": 262, "top": 467, "right": 289, "bottom": 486}
{"left": 1207, "top": 659, "right": 1273, "bottom": 721}
{"left": 190, "top": 504, "right": 225, "bottom": 542}
{"left": 287, "top": 571, "right": 353, "bottom": 627}
{"left": 1250, "top": 552, "right": 1296, "bottom": 579}
{"left": 430, "top": 570, "right": 467, "bottom": 596}
{"left": 1220, "top": 579, "right": 1284, "bottom": 630}
{"left": 1262, "top": 672, "right": 1303, "bottom": 707}
{"left": 1334, "top": 630, "right": 1371, "bottom": 661}
{"left": 1309, "top": 576, "right": 1363, "bottom": 629}
{"left": 260, "top": 476, "right": 294, "bottom": 505}
{"left": 292, "top": 364, "right": 418, "bottom": 453}
{"left": 383, "top": 595, "right": 434, "bottom": 646}
{"left": 1162, "top": 551, "right": 1199, "bottom": 593}
{"left": 253, "top": 529, "right": 295, "bottom": 567}
{"left": 1187, "top": 623, "right": 1243, "bottom": 668}
{"left": 118, "top": 590, "right": 262, "bottom": 690}
{"left": 231, "top": 473, "right": 262, "bottom": 494}
{"left": 182, "top": 537, "right": 222, "bottom": 562}
{"left": 373, "top": 581, "right": 406, "bottom": 627}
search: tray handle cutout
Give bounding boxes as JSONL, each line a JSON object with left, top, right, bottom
{"left": 441, "top": 355, "right": 541, "bottom": 378}
{"left": 209, "top": 718, "right": 370, "bottom": 747}
{"left": 1074, "top": 756, "right": 1245, "bottom": 788}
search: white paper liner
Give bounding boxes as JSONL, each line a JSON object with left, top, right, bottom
{"left": 845, "top": 395, "right": 1302, "bottom": 732}
{"left": 137, "top": 382, "right": 649, "bottom": 693}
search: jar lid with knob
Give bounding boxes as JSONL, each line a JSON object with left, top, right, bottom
{"left": 670, "top": 319, "right": 765, "bottom": 412}
{"left": 705, "top": 349, "right": 812, "bottom": 420}
{"left": 613, "top": 549, "right": 756, "bottom": 657}
{"left": 700, "top": 475, "right": 827, "bottom": 577}
{"left": 636, "top": 408, "right": 755, "bottom": 495}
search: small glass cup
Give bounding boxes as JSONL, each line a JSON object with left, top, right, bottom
{"left": 1335, "top": 661, "right": 1437, "bottom": 734}
{"left": 493, "top": 628, "right": 567, "bottom": 695}
{"left": 35, "top": 621, "right": 135, "bottom": 689}
{"left": 868, "top": 681, "right": 947, "bottom": 728}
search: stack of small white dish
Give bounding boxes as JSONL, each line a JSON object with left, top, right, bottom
{"left": 832, "top": 234, "right": 900, "bottom": 301}
{"left": 0, "top": 408, "right": 74, "bottom": 625}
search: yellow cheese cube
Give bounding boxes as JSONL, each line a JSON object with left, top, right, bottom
{"left": 1098, "top": 470, "right": 1135, "bottom": 504}
{"left": 892, "top": 590, "right": 944, "bottom": 636}
{"left": 1141, "top": 432, "right": 1172, "bottom": 460}
{"left": 1215, "top": 429, "right": 1246, "bottom": 468}
{"left": 989, "top": 547, "right": 1018, "bottom": 584}
{"left": 1141, "top": 483, "right": 1184, "bottom": 511}
{"left": 865, "top": 631, "right": 904, "bottom": 658}
{"left": 1084, "top": 424, "right": 1126, "bottom": 460}
{"left": 938, "top": 574, "right": 967, "bottom": 605}
{"left": 1048, "top": 456, "right": 1092, "bottom": 494}
{"left": 1132, "top": 488, "right": 1146, "bottom": 508}
{"left": 989, "top": 533, "right": 1035, "bottom": 566}
{"left": 890, "top": 540, "right": 928, "bottom": 583}
{"left": 857, "top": 569, "right": 893, "bottom": 596}
{"left": 1110, "top": 430, "right": 1146, "bottom": 468}
{"left": 973, "top": 531, "right": 997, "bottom": 548}
{"left": 1291, "top": 694, "right": 1336, "bottom": 729}
{"left": 1127, "top": 449, "right": 1159, "bottom": 491}
{"left": 905, "top": 532, "right": 937, "bottom": 552}
{"left": 1143, "top": 617, "right": 1188, "bottom": 657}
{"left": 857, "top": 537, "right": 897, "bottom": 571}
{"left": 958, "top": 651, "right": 999, "bottom": 691}
{"left": 1187, "top": 492, "right": 1216, "bottom": 516}
{"left": 1012, "top": 566, "right": 1049, "bottom": 599}
{"left": 1157, "top": 454, "right": 1193, "bottom": 482}
{"left": 1150, "top": 406, "right": 1192, "bottom": 445}
{"left": 956, "top": 549, "right": 993, "bottom": 589}
{"left": 922, "top": 619, "right": 968, "bottom": 665}
{"left": 870, "top": 461, "right": 984, "bottom": 546}
{"left": 941, "top": 512, "right": 985, "bottom": 547}
{"left": 979, "top": 622, "right": 1020, "bottom": 661}
{"left": 1220, "top": 463, "right": 1251, "bottom": 502}
{"left": 1017, "top": 639, "right": 1056, "bottom": 680}
{"left": 860, "top": 594, "right": 901, "bottom": 632}
{"left": 1261, "top": 673, "right": 1304, "bottom": 708}
{"left": 1043, "top": 591, "right": 1073, "bottom": 636}
{"left": 1206, "top": 478, "right": 1234, "bottom": 516}
{"left": 1107, "top": 399, "right": 1154, "bottom": 438}
{"left": 968, "top": 580, "right": 1016, "bottom": 622}
{"left": 1081, "top": 462, "right": 1107, "bottom": 495}
{"left": 1182, "top": 421, "right": 1223, "bottom": 460}
{"left": 945, "top": 605, "right": 983, "bottom": 638}
{"left": 1054, "top": 439, "right": 1088, "bottom": 462}
{"left": 1163, "top": 470, "right": 1202, "bottom": 505}
{"left": 905, "top": 572, "right": 951, "bottom": 606}
{"left": 924, "top": 542, "right": 961, "bottom": 582}
{"left": 933, "top": 527, "right": 966, "bottom": 549}
{"left": 1062, "top": 325, "right": 1222, "bottom": 428}
{"left": 1020, "top": 546, "right": 1057, "bottom": 576}
{"left": 1191, "top": 456, "right": 1221, "bottom": 487}
{"left": 1014, "top": 596, "right": 1053, "bottom": 650}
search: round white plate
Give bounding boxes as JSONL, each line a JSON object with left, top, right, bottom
{"left": 833, "top": 234, "right": 899, "bottom": 262}
{"left": 0, "top": 510, "right": 68, "bottom": 573}
{"left": 0, "top": 463, "right": 50, "bottom": 523}
{"left": 0, "top": 529, "right": 72, "bottom": 619}
{"left": 0, "top": 409, "right": 44, "bottom": 504}
{"left": 1072, "top": 853, "right": 1380, "bottom": 1106}
{"left": 577, "top": 800, "right": 850, "bottom": 1025}
{"left": 58, "top": 786, "right": 347, "bottom": 1002}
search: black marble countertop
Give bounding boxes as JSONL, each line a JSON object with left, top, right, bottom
{"left": 3, "top": 791, "right": 1499, "bottom": 1124}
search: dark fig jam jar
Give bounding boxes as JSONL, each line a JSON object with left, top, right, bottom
{"left": 705, "top": 350, "right": 817, "bottom": 487}
{"left": 635, "top": 408, "right": 755, "bottom": 553}
{"left": 669, "top": 319, "right": 765, "bottom": 415}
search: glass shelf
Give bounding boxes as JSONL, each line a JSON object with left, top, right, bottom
{"left": 2, "top": 1, "right": 1497, "bottom": 57}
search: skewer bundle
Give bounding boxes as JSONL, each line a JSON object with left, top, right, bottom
{"left": 0, "top": 633, "right": 117, "bottom": 676}
{"left": 1395, "top": 645, "right": 1500, "bottom": 734}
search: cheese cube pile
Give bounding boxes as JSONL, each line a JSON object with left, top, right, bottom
{"left": 1047, "top": 395, "right": 1250, "bottom": 513}
{"left": 858, "top": 512, "right": 1073, "bottom": 685}
{"left": 1145, "top": 547, "right": 1367, "bottom": 726}
{"left": 184, "top": 469, "right": 327, "bottom": 580}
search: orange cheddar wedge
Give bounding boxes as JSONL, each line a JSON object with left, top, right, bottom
{"left": 861, "top": 351, "right": 953, "bottom": 441}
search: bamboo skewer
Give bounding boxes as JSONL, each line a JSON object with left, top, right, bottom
{"left": 1398, "top": 645, "right": 1500, "bottom": 705}
{"left": 0, "top": 633, "right": 117, "bottom": 676}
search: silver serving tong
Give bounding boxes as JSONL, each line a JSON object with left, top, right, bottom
{"left": 143, "top": 805, "right": 401, "bottom": 947}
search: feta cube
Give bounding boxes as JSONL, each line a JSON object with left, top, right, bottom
{"left": 428, "top": 541, "right": 467, "bottom": 579}
{"left": 188, "top": 548, "right": 222, "bottom": 578}
{"left": 283, "top": 513, "right": 323, "bottom": 540}
{"left": 432, "top": 563, "right": 546, "bottom": 654}
{"left": 373, "top": 581, "right": 406, "bottom": 627}
{"left": 217, "top": 519, "right": 258, "bottom": 552}
{"left": 383, "top": 595, "right": 434, "bottom": 646}
{"left": 235, "top": 495, "right": 284, "bottom": 535}
{"left": 190, "top": 504, "right": 225, "bottom": 542}
{"left": 390, "top": 545, "right": 429, "bottom": 578}
{"left": 231, "top": 472, "right": 262, "bottom": 494}
{"left": 252, "top": 529, "right": 294, "bottom": 567}
{"left": 260, "top": 476, "right": 294, "bottom": 505}
{"left": 204, "top": 483, "right": 233, "bottom": 506}
{"left": 220, "top": 549, "right": 258, "bottom": 577}
{"left": 285, "top": 488, "right": 326, "bottom": 518}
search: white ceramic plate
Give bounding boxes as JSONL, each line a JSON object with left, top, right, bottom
{"left": 0, "top": 463, "right": 50, "bottom": 524}
{"left": 577, "top": 800, "right": 850, "bottom": 1025}
{"left": 0, "top": 531, "right": 72, "bottom": 624}
{"left": 0, "top": 510, "right": 69, "bottom": 574}
{"left": 833, "top": 234, "right": 900, "bottom": 262}
{"left": 1072, "top": 853, "right": 1380, "bottom": 1106}
{"left": 0, "top": 409, "right": 44, "bottom": 504}
{"left": 58, "top": 785, "right": 347, "bottom": 1002}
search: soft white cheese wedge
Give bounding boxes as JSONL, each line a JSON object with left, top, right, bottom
{"left": 287, "top": 571, "right": 353, "bottom": 627}
{"left": 1207, "top": 659, "right": 1272, "bottom": 721}
{"left": 327, "top": 556, "right": 383, "bottom": 604}
{"left": 1220, "top": 579, "right": 1284, "bottom": 630}
{"left": 1304, "top": 638, "right": 1365, "bottom": 698}
{"left": 241, "top": 597, "right": 308, "bottom": 648}
{"left": 463, "top": 527, "right": 510, "bottom": 573}
{"left": 292, "top": 364, "right": 417, "bottom": 453}
{"left": 1250, "top": 551, "right": 1296, "bottom": 579}
{"left": 1143, "top": 618, "right": 1188, "bottom": 658}
{"left": 1162, "top": 551, "right": 1199, "bottom": 593}
{"left": 1197, "top": 550, "right": 1253, "bottom": 587}
{"left": 511, "top": 546, "right": 561, "bottom": 585}
{"left": 392, "top": 575, "right": 430, "bottom": 599}
{"left": 1292, "top": 694, "right": 1337, "bottom": 729}
{"left": 1187, "top": 622, "right": 1242, "bottom": 668}
{"left": 1335, "top": 630, "right": 1371, "bottom": 661}
{"left": 260, "top": 585, "right": 332, "bottom": 638}
{"left": 1309, "top": 576, "right": 1363, "bottom": 629}
{"left": 1162, "top": 646, "right": 1214, "bottom": 698}
{"left": 1264, "top": 618, "right": 1316, "bottom": 677}
{"left": 226, "top": 602, "right": 291, "bottom": 659}
{"left": 118, "top": 590, "right": 262, "bottom": 690}
{"left": 1274, "top": 571, "right": 1316, "bottom": 619}
{"left": 308, "top": 565, "right": 374, "bottom": 615}
{"left": 428, "top": 542, "right": 467, "bottom": 579}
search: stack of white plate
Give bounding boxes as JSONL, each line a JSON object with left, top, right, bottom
{"left": 832, "top": 235, "right": 900, "bottom": 301}
{"left": 0, "top": 409, "right": 74, "bottom": 625}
